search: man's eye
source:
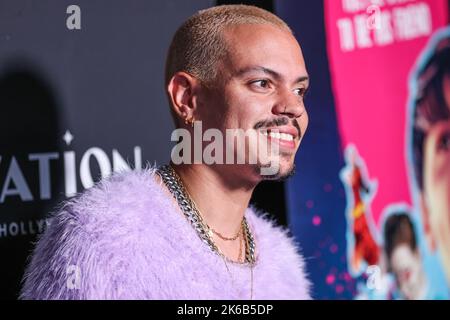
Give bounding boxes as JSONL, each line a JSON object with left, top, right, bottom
{"left": 294, "top": 88, "right": 307, "bottom": 97}
{"left": 251, "top": 79, "right": 270, "bottom": 88}
{"left": 437, "top": 131, "right": 450, "bottom": 151}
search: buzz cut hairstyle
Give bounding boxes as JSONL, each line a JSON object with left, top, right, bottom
{"left": 164, "top": 4, "right": 293, "bottom": 88}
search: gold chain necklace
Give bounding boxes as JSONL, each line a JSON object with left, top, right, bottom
{"left": 187, "top": 188, "right": 244, "bottom": 244}
{"left": 156, "top": 164, "right": 255, "bottom": 299}
{"left": 211, "top": 222, "right": 243, "bottom": 241}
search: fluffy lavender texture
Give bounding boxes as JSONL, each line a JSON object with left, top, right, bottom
{"left": 20, "top": 166, "right": 311, "bottom": 299}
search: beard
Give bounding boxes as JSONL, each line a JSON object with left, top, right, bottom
{"left": 251, "top": 116, "right": 301, "bottom": 181}
{"left": 256, "top": 160, "right": 296, "bottom": 182}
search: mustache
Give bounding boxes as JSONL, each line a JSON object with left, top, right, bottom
{"left": 253, "top": 117, "right": 302, "bottom": 138}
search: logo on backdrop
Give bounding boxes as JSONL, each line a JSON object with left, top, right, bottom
{"left": 0, "top": 130, "right": 143, "bottom": 238}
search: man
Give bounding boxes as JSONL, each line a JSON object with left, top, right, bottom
{"left": 409, "top": 28, "right": 450, "bottom": 287}
{"left": 20, "top": 5, "right": 311, "bottom": 299}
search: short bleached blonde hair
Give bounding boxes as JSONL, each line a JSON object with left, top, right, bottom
{"left": 165, "top": 4, "right": 292, "bottom": 86}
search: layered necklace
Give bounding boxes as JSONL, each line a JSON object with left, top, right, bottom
{"left": 156, "top": 164, "right": 256, "bottom": 299}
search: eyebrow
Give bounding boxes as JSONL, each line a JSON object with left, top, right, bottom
{"left": 236, "top": 66, "right": 309, "bottom": 85}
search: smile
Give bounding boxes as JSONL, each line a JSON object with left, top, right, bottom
{"left": 260, "top": 126, "right": 298, "bottom": 150}
{"left": 262, "top": 131, "right": 295, "bottom": 142}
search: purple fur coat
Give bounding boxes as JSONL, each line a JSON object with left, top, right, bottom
{"left": 20, "top": 167, "right": 311, "bottom": 299}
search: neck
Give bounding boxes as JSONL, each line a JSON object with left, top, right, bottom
{"left": 171, "top": 163, "right": 257, "bottom": 237}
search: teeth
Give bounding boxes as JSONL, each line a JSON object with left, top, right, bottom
{"left": 262, "top": 131, "right": 294, "bottom": 141}
{"left": 281, "top": 133, "right": 294, "bottom": 141}
{"left": 269, "top": 132, "right": 280, "bottom": 139}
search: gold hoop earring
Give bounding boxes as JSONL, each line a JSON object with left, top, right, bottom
{"left": 184, "top": 116, "right": 195, "bottom": 128}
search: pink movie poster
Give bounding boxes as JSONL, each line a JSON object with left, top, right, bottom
{"left": 325, "top": 0, "right": 450, "bottom": 299}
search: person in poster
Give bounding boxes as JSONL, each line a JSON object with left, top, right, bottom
{"left": 408, "top": 27, "right": 450, "bottom": 291}
{"left": 383, "top": 211, "right": 430, "bottom": 299}
{"left": 342, "top": 147, "right": 380, "bottom": 276}
{"left": 348, "top": 27, "right": 450, "bottom": 300}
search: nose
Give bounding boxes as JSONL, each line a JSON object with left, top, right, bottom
{"left": 272, "top": 87, "right": 306, "bottom": 119}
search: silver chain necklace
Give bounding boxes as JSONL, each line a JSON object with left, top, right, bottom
{"left": 156, "top": 164, "right": 256, "bottom": 265}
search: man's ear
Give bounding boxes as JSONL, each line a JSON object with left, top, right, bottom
{"left": 167, "top": 72, "right": 200, "bottom": 125}
{"left": 420, "top": 192, "right": 436, "bottom": 252}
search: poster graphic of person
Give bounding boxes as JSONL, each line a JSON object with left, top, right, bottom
{"left": 408, "top": 27, "right": 450, "bottom": 292}
{"left": 341, "top": 146, "right": 380, "bottom": 276}
{"left": 383, "top": 211, "right": 433, "bottom": 299}
{"left": 341, "top": 148, "right": 432, "bottom": 299}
